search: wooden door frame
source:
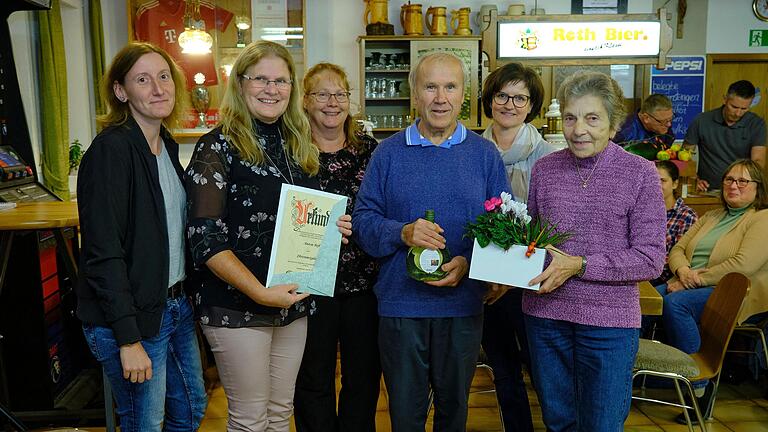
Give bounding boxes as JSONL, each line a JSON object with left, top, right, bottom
{"left": 705, "top": 53, "right": 768, "bottom": 110}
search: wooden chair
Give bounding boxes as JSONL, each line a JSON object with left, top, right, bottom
{"left": 632, "top": 272, "right": 750, "bottom": 432}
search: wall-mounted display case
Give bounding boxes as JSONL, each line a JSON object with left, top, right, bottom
{"left": 358, "top": 35, "right": 482, "bottom": 139}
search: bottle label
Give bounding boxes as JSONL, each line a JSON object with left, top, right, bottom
{"left": 418, "top": 249, "right": 442, "bottom": 273}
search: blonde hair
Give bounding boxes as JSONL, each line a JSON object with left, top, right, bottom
{"left": 302, "top": 62, "right": 364, "bottom": 151}
{"left": 219, "top": 41, "right": 318, "bottom": 175}
{"left": 98, "top": 42, "right": 187, "bottom": 130}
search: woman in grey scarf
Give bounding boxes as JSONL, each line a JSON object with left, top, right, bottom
{"left": 479, "top": 62, "right": 555, "bottom": 432}
{"left": 481, "top": 63, "right": 556, "bottom": 203}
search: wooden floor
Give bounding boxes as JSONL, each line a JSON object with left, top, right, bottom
{"left": 32, "top": 363, "right": 768, "bottom": 431}
{"left": 199, "top": 364, "right": 768, "bottom": 432}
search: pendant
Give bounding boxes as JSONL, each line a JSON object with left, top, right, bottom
{"left": 582, "top": 181, "right": 588, "bottom": 188}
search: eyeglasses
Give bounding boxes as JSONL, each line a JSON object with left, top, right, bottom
{"left": 493, "top": 92, "right": 530, "bottom": 108}
{"left": 308, "top": 91, "right": 351, "bottom": 103}
{"left": 646, "top": 112, "right": 674, "bottom": 126}
{"left": 723, "top": 176, "right": 759, "bottom": 188}
{"left": 240, "top": 74, "right": 292, "bottom": 90}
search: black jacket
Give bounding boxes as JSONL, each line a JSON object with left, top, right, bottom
{"left": 76, "top": 117, "right": 185, "bottom": 346}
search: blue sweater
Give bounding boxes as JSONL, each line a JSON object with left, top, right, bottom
{"left": 353, "top": 129, "right": 509, "bottom": 317}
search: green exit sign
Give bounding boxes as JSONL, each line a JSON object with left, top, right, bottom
{"left": 750, "top": 30, "right": 768, "bottom": 47}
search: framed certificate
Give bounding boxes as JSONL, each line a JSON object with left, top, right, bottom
{"left": 266, "top": 184, "right": 348, "bottom": 297}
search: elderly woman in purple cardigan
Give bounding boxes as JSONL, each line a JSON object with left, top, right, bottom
{"left": 524, "top": 71, "right": 666, "bottom": 431}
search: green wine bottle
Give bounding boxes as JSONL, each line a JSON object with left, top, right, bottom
{"left": 406, "top": 210, "right": 452, "bottom": 282}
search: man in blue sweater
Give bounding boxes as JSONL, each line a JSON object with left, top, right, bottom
{"left": 353, "top": 52, "right": 509, "bottom": 431}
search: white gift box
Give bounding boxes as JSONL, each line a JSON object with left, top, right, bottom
{"left": 468, "top": 240, "right": 546, "bottom": 290}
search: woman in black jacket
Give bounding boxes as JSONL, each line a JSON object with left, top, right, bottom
{"left": 76, "top": 42, "right": 206, "bottom": 432}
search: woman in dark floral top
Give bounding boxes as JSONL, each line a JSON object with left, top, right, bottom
{"left": 185, "top": 42, "right": 351, "bottom": 431}
{"left": 293, "top": 63, "right": 381, "bottom": 432}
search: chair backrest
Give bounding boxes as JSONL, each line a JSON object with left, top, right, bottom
{"left": 697, "top": 272, "right": 751, "bottom": 378}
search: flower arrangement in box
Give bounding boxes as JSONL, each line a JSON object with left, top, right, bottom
{"left": 464, "top": 192, "right": 571, "bottom": 290}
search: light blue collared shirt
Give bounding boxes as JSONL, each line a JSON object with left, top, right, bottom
{"left": 405, "top": 119, "right": 467, "bottom": 149}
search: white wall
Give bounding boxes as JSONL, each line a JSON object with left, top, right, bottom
{"left": 706, "top": 0, "right": 768, "bottom": 53}
{"left": 61, "top": 0, "right": 94, "bottom": 150}
{"left": 654, "top": 0, "right": 707, "bottom": 56}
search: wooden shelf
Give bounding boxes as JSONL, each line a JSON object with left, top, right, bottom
{"left": 364, "top": 68, "right": 410, "bottom": 73}
{"left": 365, "top": 97, "right": 410, "bottom": 101}
{"left": 172, "top": 128, "right": 211, "bottom": 138}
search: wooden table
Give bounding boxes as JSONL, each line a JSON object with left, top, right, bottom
{"left": 639, "top": 280, "right": 663, "bottom": 316}
{"left": 0, "top": 202, "right": 80, "bottom": 296}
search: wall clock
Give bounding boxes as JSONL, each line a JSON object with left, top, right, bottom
{"left": 755, "top": 0, "right": 768, "bottom": 22}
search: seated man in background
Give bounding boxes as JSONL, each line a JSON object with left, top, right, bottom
{"left": 685, "top": 80, "right": 766, "bottom": 192}
{"left": 613, "top": 93, "right": 675, "bottom": 148}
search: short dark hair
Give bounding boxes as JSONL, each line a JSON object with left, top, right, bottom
{"left": 720, "top": 159, "right": 767, "bottom": 210}
{"left": 726, "top": 80, "right": 756, "bottom": 99}
{"left": 481, "top": 62, "right": 544, "bottom": 123}
{"left": 655, "top": 160, "right": 680, "bottom": 182}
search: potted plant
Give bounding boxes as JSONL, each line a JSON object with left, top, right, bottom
{"left": 68, "top": 139, "right": 83, "bottom": 198}
{"left": 69, "top": 139, "right": 83, "bottom": 174}
{"left": 464, "top": 192, "right": 571, "bottom": 290}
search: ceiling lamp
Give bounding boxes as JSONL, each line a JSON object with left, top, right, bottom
{"left": 179, "top": 0, "right": 213, "bottom": 54}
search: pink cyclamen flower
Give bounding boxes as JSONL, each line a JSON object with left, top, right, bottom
{"left": 484, "top": 196, "right": 502, "bottom": 211}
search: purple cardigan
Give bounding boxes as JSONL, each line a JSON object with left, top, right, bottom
{"left": 523, "top": 143, "right": 666, "bottom": 328}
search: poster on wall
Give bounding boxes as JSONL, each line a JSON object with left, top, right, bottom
{"left": 651, "top": 56, "right": 706, "bottom": 140}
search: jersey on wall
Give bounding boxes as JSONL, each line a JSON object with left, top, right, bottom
{"left": 135, "top": 0, "right": 233, "bottom": 88}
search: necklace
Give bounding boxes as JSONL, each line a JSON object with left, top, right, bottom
{"left": 262, "top": 128, "right": 295, "bottom": 185}
{"left": 573, "top": 151, "right": 603, "bottom": 188}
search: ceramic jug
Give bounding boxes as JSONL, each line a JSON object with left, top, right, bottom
{"left": 451, "top": 7, "right": 471, "bottom": 35}
{"left": 364, "top": 0, "right": 389, "bottom": 25}
{"left": 426, "top": 6, "right": 448, "bottom": 36}
{"left": 475, "top": 4, "right": 497, "bottom": 31}
{"left": 400, "top": 3, "right": 424, "bottom": 36}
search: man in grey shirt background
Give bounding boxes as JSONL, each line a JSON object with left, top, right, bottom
{"left": 684, "top": 80, "right": 766, "bottom": 192}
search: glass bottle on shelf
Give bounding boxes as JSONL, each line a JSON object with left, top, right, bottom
{"left": 406, "top": 209, "right": 452, "bottom": 282}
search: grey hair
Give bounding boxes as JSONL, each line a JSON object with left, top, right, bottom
{"left": 556, "top": 70, "right": 627, "bottom": 132}
{"left": 408, "top": 51, "right": 468, "bottom": 93}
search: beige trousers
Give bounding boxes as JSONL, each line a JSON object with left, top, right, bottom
{"left": 202, "top": 317, "right": 308, "bottom": 432}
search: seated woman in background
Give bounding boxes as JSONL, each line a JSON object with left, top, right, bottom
{"left": 659, "top": 159, "right": 768, "bottom": 422}
{"left": 651, "top": 160, "right": 698, "bottom": 287}
{"left": 662, "top": 159, "right": 768, "bottom": 355}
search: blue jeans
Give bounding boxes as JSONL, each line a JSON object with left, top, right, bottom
{"left": 82, "top": 297, "right": 207, "bottom": 432}
{"left": 656, "top": 284, "right": 714, "bottom": 354}
{"left": 525, "top": 315, "right": 638, "bottom": 432}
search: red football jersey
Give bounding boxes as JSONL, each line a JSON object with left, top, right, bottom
{"left": 135, "top": 0, "right": 233, "bottom": 87}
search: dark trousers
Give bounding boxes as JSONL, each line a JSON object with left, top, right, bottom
{"left": 482, "top": 290, "right": 534, "bottom": 432}
{"left": 294, "top": 291, "right": 381, "bottom": 432}
{"left": 379, "top": 314, "right": 483, "bottom": 432}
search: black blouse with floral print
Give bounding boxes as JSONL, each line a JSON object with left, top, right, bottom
{"left": 318, "top": 134, "right": 379, "bottom": 296}
{"left": 185, "top": 119, "right": 318, "bottom": 328}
